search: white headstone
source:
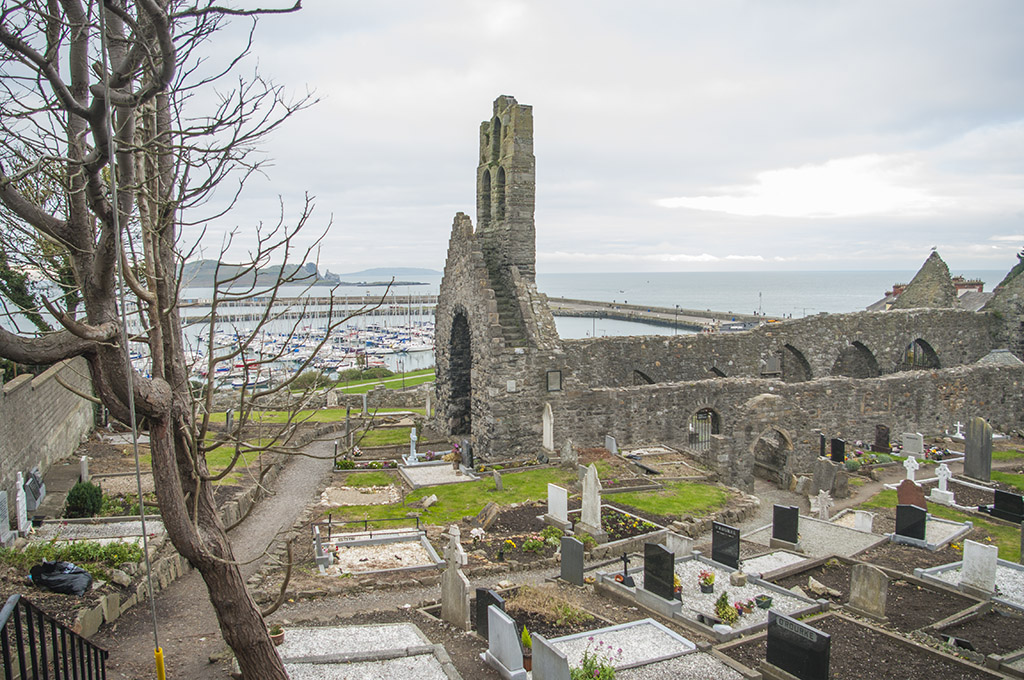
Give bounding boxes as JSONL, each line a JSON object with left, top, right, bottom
{"left": 0, "top": 491, "right": 14, "bottom": 546}
{"left": 961, "top": 539, "right": 998, "bottom": 594}
{"left": 14, "top": 472, "right": 29, "bottom": 534}
{"left": 483, "top": 605, "right": 527, "bottom": 680}
{"left": 604, "top": 435, "right": 618, "bottom": 454}
{"left": 903, "top": 455, "right": 920, "bottom": 482}
{"left": 936, "top": 463, "right": 952, "bottom": 492}
{"left": 410, "top": 427, "right": 417, "bottom": 457}
{"left": 441, "top": 525, "right": 471, "bottom": 630}
{"left": 80, "top": 455, "right": 90, "bottom": 483}
{"left": 901, "top": 432, "right": 924, "bottom": 457}
{"left": 581, "top": 464, "right": 603, "bottom": 529}
{"left": 814, "top": 489, "right": 833, "bottom": 520}
{"left": 547, "top": 484, "right": 568, "bottom": 524}
{"left": 361, "top": 392, "right": 368, "bottom": 416}
{"left": 853, "top": 510, "right": 874, "bottom": 533}
{"left": 953, "top": 421, "right": 964, "bottom": 438}
{"left": 929, "top": 463, "right": 955, "bottom": 504}
{"left": 425, "top": 391, "right": 432, "bottom": 417}
{"left": 313, "top": 526, "right": 331, "bottom": 574}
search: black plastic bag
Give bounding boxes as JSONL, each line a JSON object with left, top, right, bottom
{"left": 29, "top": 560, "right": 93, "bottom": 596}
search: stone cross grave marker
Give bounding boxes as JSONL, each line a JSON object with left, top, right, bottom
{"left": 813, "top": 490, "right": 833, "bottom": 521}
{"left": 930, "top": 463, "right": 955, "bottom": 505}
{"left": 578, "top": 464, "right": 605, "bottom": 540}
{"left": 313, "top": 526, "right": 331, "bottom": 574}
{"left": 0, "top": 491, "right": 14, "bottom": 547}
{"left": 766, "top": 610, "right": 830, "bottom": 680}
{"left": 954, "top": 420, "right": 964, "bottom": 438}
{"left": 483, "top": 605, "right": 527, "bottom": 680}
{"left": 829, "top": 438, "right": 845, "bottom": 464}
{"left": 990, "top": 489, "right": 1024, "bottom": 524}
{"left": 560, "top": 536, "right": 584, "bottom": 586}
{"left": 896, "top": 479, "right": 927, "bottom": 511}
{"left": 409, "top": 427, "right": 417, "bottom": 457}
{"left": 895, "top": 504, "right": 926, "bottom": 541}
{"left": 853, "top": 510, "right": 874, "bottom": 533}
{"left": 441, "top": 526, "right": 471, "bottom": 631}
{"left": 604, "top": 434, "right": 618, "bottom": 454}
{"left": 475, "top": 588, "right": 504, "bottom": 639}
{"left": 964, "top": 417, "right": 993, "bottom": 482}
{"left": 643, "top": 542, "right": 675, "bottom": 601}
{"left": 847, "top": 564, "right": 888, "bottom": 622}
{"left": 618, "top": 553, "right": 635, "bottom": 587}
{"left": 14, "top": 472, "right": 29, "bottom": 534}
{"left": 772, "top": 504, "right": 799, "bottom": 546}
{"left": 545, "top": 484, "right": 570, "bottom": 530}
{"left": 711, "top": 521, "right": 740, "bottom": 570}
{"left": 901, "top": 432, "right": 924, "bottom": 457}
{"left": 873, "top": 424, "right": 890, "bottom": 453}
{"left": 961, "top": 539, "right": 998, "bottom": 594}
{"left": 532, "top": 633, "right": 570, "bottom": 680}
{"left": 80, "top": 455, "right": 90, "bottom": 483}
{"left": 560, "top": 438, "right": 577, "bottom": 470}
{"left": 902, "top": 455, "right": 920, "bottom": 482}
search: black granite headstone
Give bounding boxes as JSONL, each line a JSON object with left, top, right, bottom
{"left": 475, "top": 588, "right": 504, "bottom": 639}
{"left": 991, "top": 489, "right": 1024, "bottom": 524}
{"left": 711, "top": 521, "right": 740, "bottom": 570}
{"left": 895, "top": 504, "right": 926, "bottom": 541}
{"left": 772, "top": 505, "right": 799, "bottom": 544}
{"left": 819, "top": 433, "right": 826, "bottom": 458}
{"left": 642, "top": 542, "right": 675, "bottom": 601}
{"left": 873, "top": 425, "right": 890, "bottom": 453}
{"left": 461, "top": 440, "right": 473, "bottom": 469}
{"left": 830, "top": 438, "right": 846, "bottom": 463}
{"left": 766, "top": 611, "right": 831, "bottom": 680}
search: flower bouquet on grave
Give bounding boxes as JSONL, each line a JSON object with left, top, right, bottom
{"left": 698, "top": 569, "right": 715, "bottom": 593}
{"left": 673, "top": 573, "right": 682, "bottom": 600}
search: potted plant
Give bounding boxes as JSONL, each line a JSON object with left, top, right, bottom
{"left": 521, "top": 625, "right": 532, "bottom": 671}
{"left": 755, "top": 594, "right": 773, "bottom": 609}
{"left": 698, "top": 569, "right": 715, "bottom": 594}
{"left": 268, "top": 623, "right": 284, "bottom": 646}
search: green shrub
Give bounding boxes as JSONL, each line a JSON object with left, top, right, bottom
{"left": 541, "top": 525, "right": 564, "bottom": 541}
{"left": 292, "top": 370, "right": 325, "bottom": 390}
{"left": 845, "top": 459, "right": 861, "bottom": 472}
{"left": 335, "top": 459, "right": 356, "bottom": 470}
{"left": 66, "top": 481, "right": 103, "bottom": 518}
{"left": 875, "top": 454, "right": 892, "bottom": 463}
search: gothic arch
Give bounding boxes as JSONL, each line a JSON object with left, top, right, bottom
{"left": 495, "top": 166, "right": 506, "bottom": 221}
{"left": 480, "top": 168, "right": 491, "bottom": 229}
{"left": 449, "top": 309, "right": 472, "bottom": 435}
{"left": 687, "top": 407, "right": 720, "bottom": 452}
{"left": 751, "top": 427, "right": 794, "bottom": 485}
{"left": 491, "top": 117, "right": 502, "bottom": 161}
{"left": 781, "top": 344, "right": 812, "bottom": 383}
{"left": 831, "top": 341, "right": 880, "bottom": 378}
{"left": 896, "top": 338, "right": 941, "bottom": 371}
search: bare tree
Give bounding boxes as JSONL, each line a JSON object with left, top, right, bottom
{"left": 0, "top": 2, "right": 327, "bottom": 677}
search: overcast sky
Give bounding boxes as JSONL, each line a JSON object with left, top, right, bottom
{"left": 195, "top": 1, "right": 1024, "bottom": 274}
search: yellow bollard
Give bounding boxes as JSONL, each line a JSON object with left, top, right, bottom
{"left": 155, "top": 647, "right": 166, "bottom": 680}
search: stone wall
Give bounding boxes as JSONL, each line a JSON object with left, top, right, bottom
{"left": 0, "top": 357, "right": 95, "bottom": 515}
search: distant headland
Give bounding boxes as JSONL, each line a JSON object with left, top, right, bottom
{"left": 181, "top": 260, "right": 440, "bottom": 288}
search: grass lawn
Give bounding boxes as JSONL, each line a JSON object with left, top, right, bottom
{"left": 991, "top": 470, "right": 1024, "bottom": 493}
{"left": 993, "top": 450, "right": 1024, "bottom": 461}
{"left": 342, "top": 471, "right": 394, "bottom": 487}
{"left": 337, "top": 372, "right": 435, "bottom": 394}
{"left": 861, "top": 489, "right": 1020, "bottom": 561}
{"left": 206, "top": 406, "right": 427, "bottom": 424}
{"left": 611, "top": 481, "right": 730, "bottom": 519}
{"left": 355, "top": 427, "right": 411, "bottom": 447}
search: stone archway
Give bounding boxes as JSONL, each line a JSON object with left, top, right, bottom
{"left": 449, "top": 310, "right": 472, "bottom": 436}
{"left": 896, "top": 338, "right": 941, "bottom": 371}
{"left": 542, "top": 403, "right": 554, "bottom": 450}
{"left": 752, "top": 427, "right": 794, "bottom": 485}
{"left": 781, "top": 344, "right": 812, "bottom": 382}
{"left": 687, "top": 407, "right": 720, "bottom": 452}
{"left": 831, "top": 341, "right": 880, "bottom": 378}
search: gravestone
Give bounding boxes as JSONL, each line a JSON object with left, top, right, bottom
{"left": 643, "top": 542, "right": 675, "bottom": 601}
{"left": 895, "top": 504, "right": 926, "bottom": 541}
{"left": 771, "top": 505, "right": 799, "bottom": 547}
{"left": 493, "top": 470, "right": 503, "bottom": 492}
{"left": 0, "top": 492, "right": 14, "bottom": 547}
{"left": 326, "top": 389, "right": 338, "bottom": 408}
{"left": 819, "top": 432, "right": 826, "bottom": 458}
{"left": 896, "top": 479, "right": 927, "bottom": 511}
{"left": 532, "top": 633, "right": 570, "bottom": 680}
{"left": 665, "top": 532, "right": 693, "bottom": 558}
{"left": 853, "top": 510, "right": 875, "bottom": 533}
{"left": 410, "top": 427, "right": 418, "bottom": 457}
{"left": 618, "top": 553, "right": 635, "bottom": 587}
{"left": 23, "top": 468, "right": 45, "bottom": 513}
{"left": 989, "top": 489, "right": 1024, "bottom": 524}
{"left": 829, "top": 438, "right": 845, "bottom": 463}
{"left": 475, "top": 588, "right": 505, "bottom": 639}
{"left": 576, "top": 464, "right": 607, "bottom": 542}
{"left": 313, "top": 526, "right": 331, "bottom": 574}
{"left": 560, "top": 439, "right": 577, "bottom": 470}
{"left": 560, "top": 537, "right": 585, "bottom": 586}
{"left": 961, "top": 539, "right": 998, "bottom": 594}
{"left": 483, "top": 605, "right": 527, "bottom": 680}
{"left": 461, "top": 440, "right": 473, "bottom": 469}
{"left": 872, "top": 424, "right": 890, "bottom": 453}
{"left": 711, "top": 521, "right": 740, "bottom": 570}
{"left": 604, "top": 435, "right": 618, "bottom": 455}
{"left": 544, "top": 484, "right": 571, "bottom": 531}
{"left": 812, "top": 458, "right": 839, "bottom": 496}
{"left": 930, "top": 463, "right": 954, "bottom": 505}
{"left": 902, "top": 455, "right": 919, "bottom": 482}
{"left": 953, "top": 420, "right": 964, "bottom": 438}
{"left": 812, "top": 490, "right": 833, "bottom": 520}
{"left": 225, "top": 408, "right": 234, "bottom": 431}
{"left": 80, "top": 455, "right": 90, "bottom": 483}
{"left": 901, "top": 432, "right": 924, "bottom": 457}
{"left": 14, "top": 472, "right": 29, "bottom": 534}
{"left": 361, "top": 392, "right": 368, "bottom": 416}
{"left": 441, "top": 526, "right": 471, "bottom": 631}
{"left": 964, "top": 417, "right": 993, "bottom": 482}
{"left": 847, "top": 564, "right": 888, "bottom": 622}
{"left": 765, "top": 611, "right": 830, "bottom": 680}
{"left": 425, "top": 391, "right": 432, "bottom": 417}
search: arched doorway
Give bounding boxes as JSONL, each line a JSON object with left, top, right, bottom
{"left": 542, "top": 403, "right": 554, "bottom": 450}
{"left": 449, "top": 311, "right": 472, "bottom": 436}
{"left": 752, "top": 427, "right": 794, "bottom": 485}
{"left": 688, "top": 408, "right": 720, "bottom": 452}
{"left": 831, "top": 341, "right": 880, "bottom": 378}
{"left": 895, "top": 338, "right": 940, "bottom": 371}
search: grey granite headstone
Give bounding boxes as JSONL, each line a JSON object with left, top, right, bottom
{"left": 483, "top": 605, "right": 527, "bottom": 680}
{"left": 14, "top": 472, "right": 29, "bottom": 534}
{"left": 313, "top": 526, "right": 331, "bottom": 574}
{"left": 225, "top": 408, "right": 234, "bottom": 431}
{"left": 493, "top": 470, "right": 503, "bottom": 492}
{"left": 361, "top": 392, "right": 368, "bottom": 416}
{"left": 901, "top": 432, "right": 924, "bottom": 457}
{"left": 532, "top": 633, "right": 570, "bottom": 680}
{"left": 711, "top": 521, "right": 740, "bottom": 569}
{"left": 643, "top": 542, "right": 675, "bottom": 601}
{"left": 24, "top": 468, "right": 45, "bottom": 513}
{"left": 560, "top": 536, "right": 585, "bottom": 586}
{"left": 560, "top": 439, "right": 577, "bottom": 470}
{"left": 964, "top": 417, "right": 993, "bottom": 482}
{"left": 848, "top": 564, "right": 888, "bottom": 622}
{"left": 475, "top": 588, "right": 504, "bottom": 639}
{"left": 895, "top": 504, "right": 926, "bottom": 541}
{"left": 990, "top": 489, "right": 1024, "bottom": 523}
{"left": 604, "top": 435, "right": 618, "bottom": 454}
{"left": 812, "top": 458, "right": 838, "bottom": 495}
{"left": 765, "top": 611, "right": 830, "bottom": 680}
{"left": 819, "top": 432, "right": 826, "bottom": 458}
{"left": 772, "top": 504, "right": 799, "bottom": 545}
{"left": 461, "top": 441, "right": 473, "bottom": 468}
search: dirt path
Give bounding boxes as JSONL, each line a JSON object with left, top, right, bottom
{"left": 92, "top": 439, "right": 336, "bottom": 679}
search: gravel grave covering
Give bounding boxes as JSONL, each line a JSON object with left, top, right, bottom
{"left": 552, "top": 621, "right": 693, "bottom": 668}
{"left": 744, "top": 517, "right": 882, "bottom": 557}
{"left": 284, "top": 654, "right": 449, "bottom": 680}
{"left": 742, "top": 551, "right": 807, "bottom": 575}
{"left": 325, "top": 541, "right": 435, "bottom": 574}
{"left": 616, "top": 652, "right": 744, "bottom": 680}
{"left": 922, "top": 518, "right": 970, "bottom": 545}
{"left": 92, "top": 472, "right": 156, "bottom": 495}
{"left": 401, "top": 464, "right": 475, "bottom": 486}
{"left": 932, "top": 563, "right": 1024, "bottom": 608}
{"left": 34, "top": 519, "right": 165, "bottom": 541}
{"left": 275, "top": 623, "right": 426, "bottom": 657}
{"left": 319, "top": 485, "right": 400, "bottom": 506}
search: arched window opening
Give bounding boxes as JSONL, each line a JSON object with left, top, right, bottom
{"left": 896, "top": 338, "right": 940, "bottom": 371}
{"left": 831, "top": 341, "right": 880, "bottom": 379}
{"left": 495, "top": 166, "right": 506, "bottom": 221}
{"left": 781, "top": 344, "right": 812, "bottom": 383}
{"left": 480, "top": 168, "right": 491, "bottom": 228}
{"left": 687, "top": 408, "right": 720, "bottom": 452}
{"left": 491, "top": 117, "right": 502, "bottom": 162}
{"left": 752, "top": 428, "right": 794, "bottom": 485}
{"left": 449, "top": 312, "right": 472, "bottom": 436}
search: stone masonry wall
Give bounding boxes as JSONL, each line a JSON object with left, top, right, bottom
{"left": 0, "top": 357, "right": 94, "bottom": 517}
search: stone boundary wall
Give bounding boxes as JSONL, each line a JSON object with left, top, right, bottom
{"left": 1, "top": 357, "right": 94, "bottom": 515}
{"left": 208, "top": 382, "right": 433, "bottom": 414}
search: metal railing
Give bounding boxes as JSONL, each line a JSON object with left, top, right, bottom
{"left": 313, "top": 515, "right": 421, "bottom": 542}
{"left": 1, "top": 594, "right": 108, "bottom": 680}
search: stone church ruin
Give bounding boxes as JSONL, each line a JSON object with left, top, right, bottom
{"left": 434, "top": 95, "right": 1024, "bottom": 491}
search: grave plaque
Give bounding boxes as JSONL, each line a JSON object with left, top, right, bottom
{"left": 711, "top": 521, "right": 740, "bottom": 570}
{"left": 872, "top": 424, "right": 890, "bottom": 453}
{"left": 829, "top": 438, "right": 845, "bottom": 464}
{"left": 772, "top": 505, "right": 799, "bottom": 545}
{"left": 901, "top": 432, "right": 924, "bottom": 457}
{"left": 964, "top": 417, "right": 993, "bottom": 482}
{"left": 642, "top": 542, "right": 675, "bottom": 601}
{"left": 560, "top": 537, "right": 585, "bottom": 587}
{"left": 475, "top": 588, "right": 505, "bottom": 639}
{"left": 766, "top": 611, "right": 830, "bottom": 680}
{"left": 990, "top": 489, "right": 1024, "bottom": 524}
{"left": 895, "top": 479, "right": 927, "bottom": 511}
{"left": 895, "top": 504, "right": 926, "bottom": 541}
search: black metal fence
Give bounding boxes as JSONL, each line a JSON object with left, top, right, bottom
{"left": 1, "top": 594, "right": 108, "bottom": 680}
{"left": 313, "top": 515, "right": 421, "bottom": 542}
